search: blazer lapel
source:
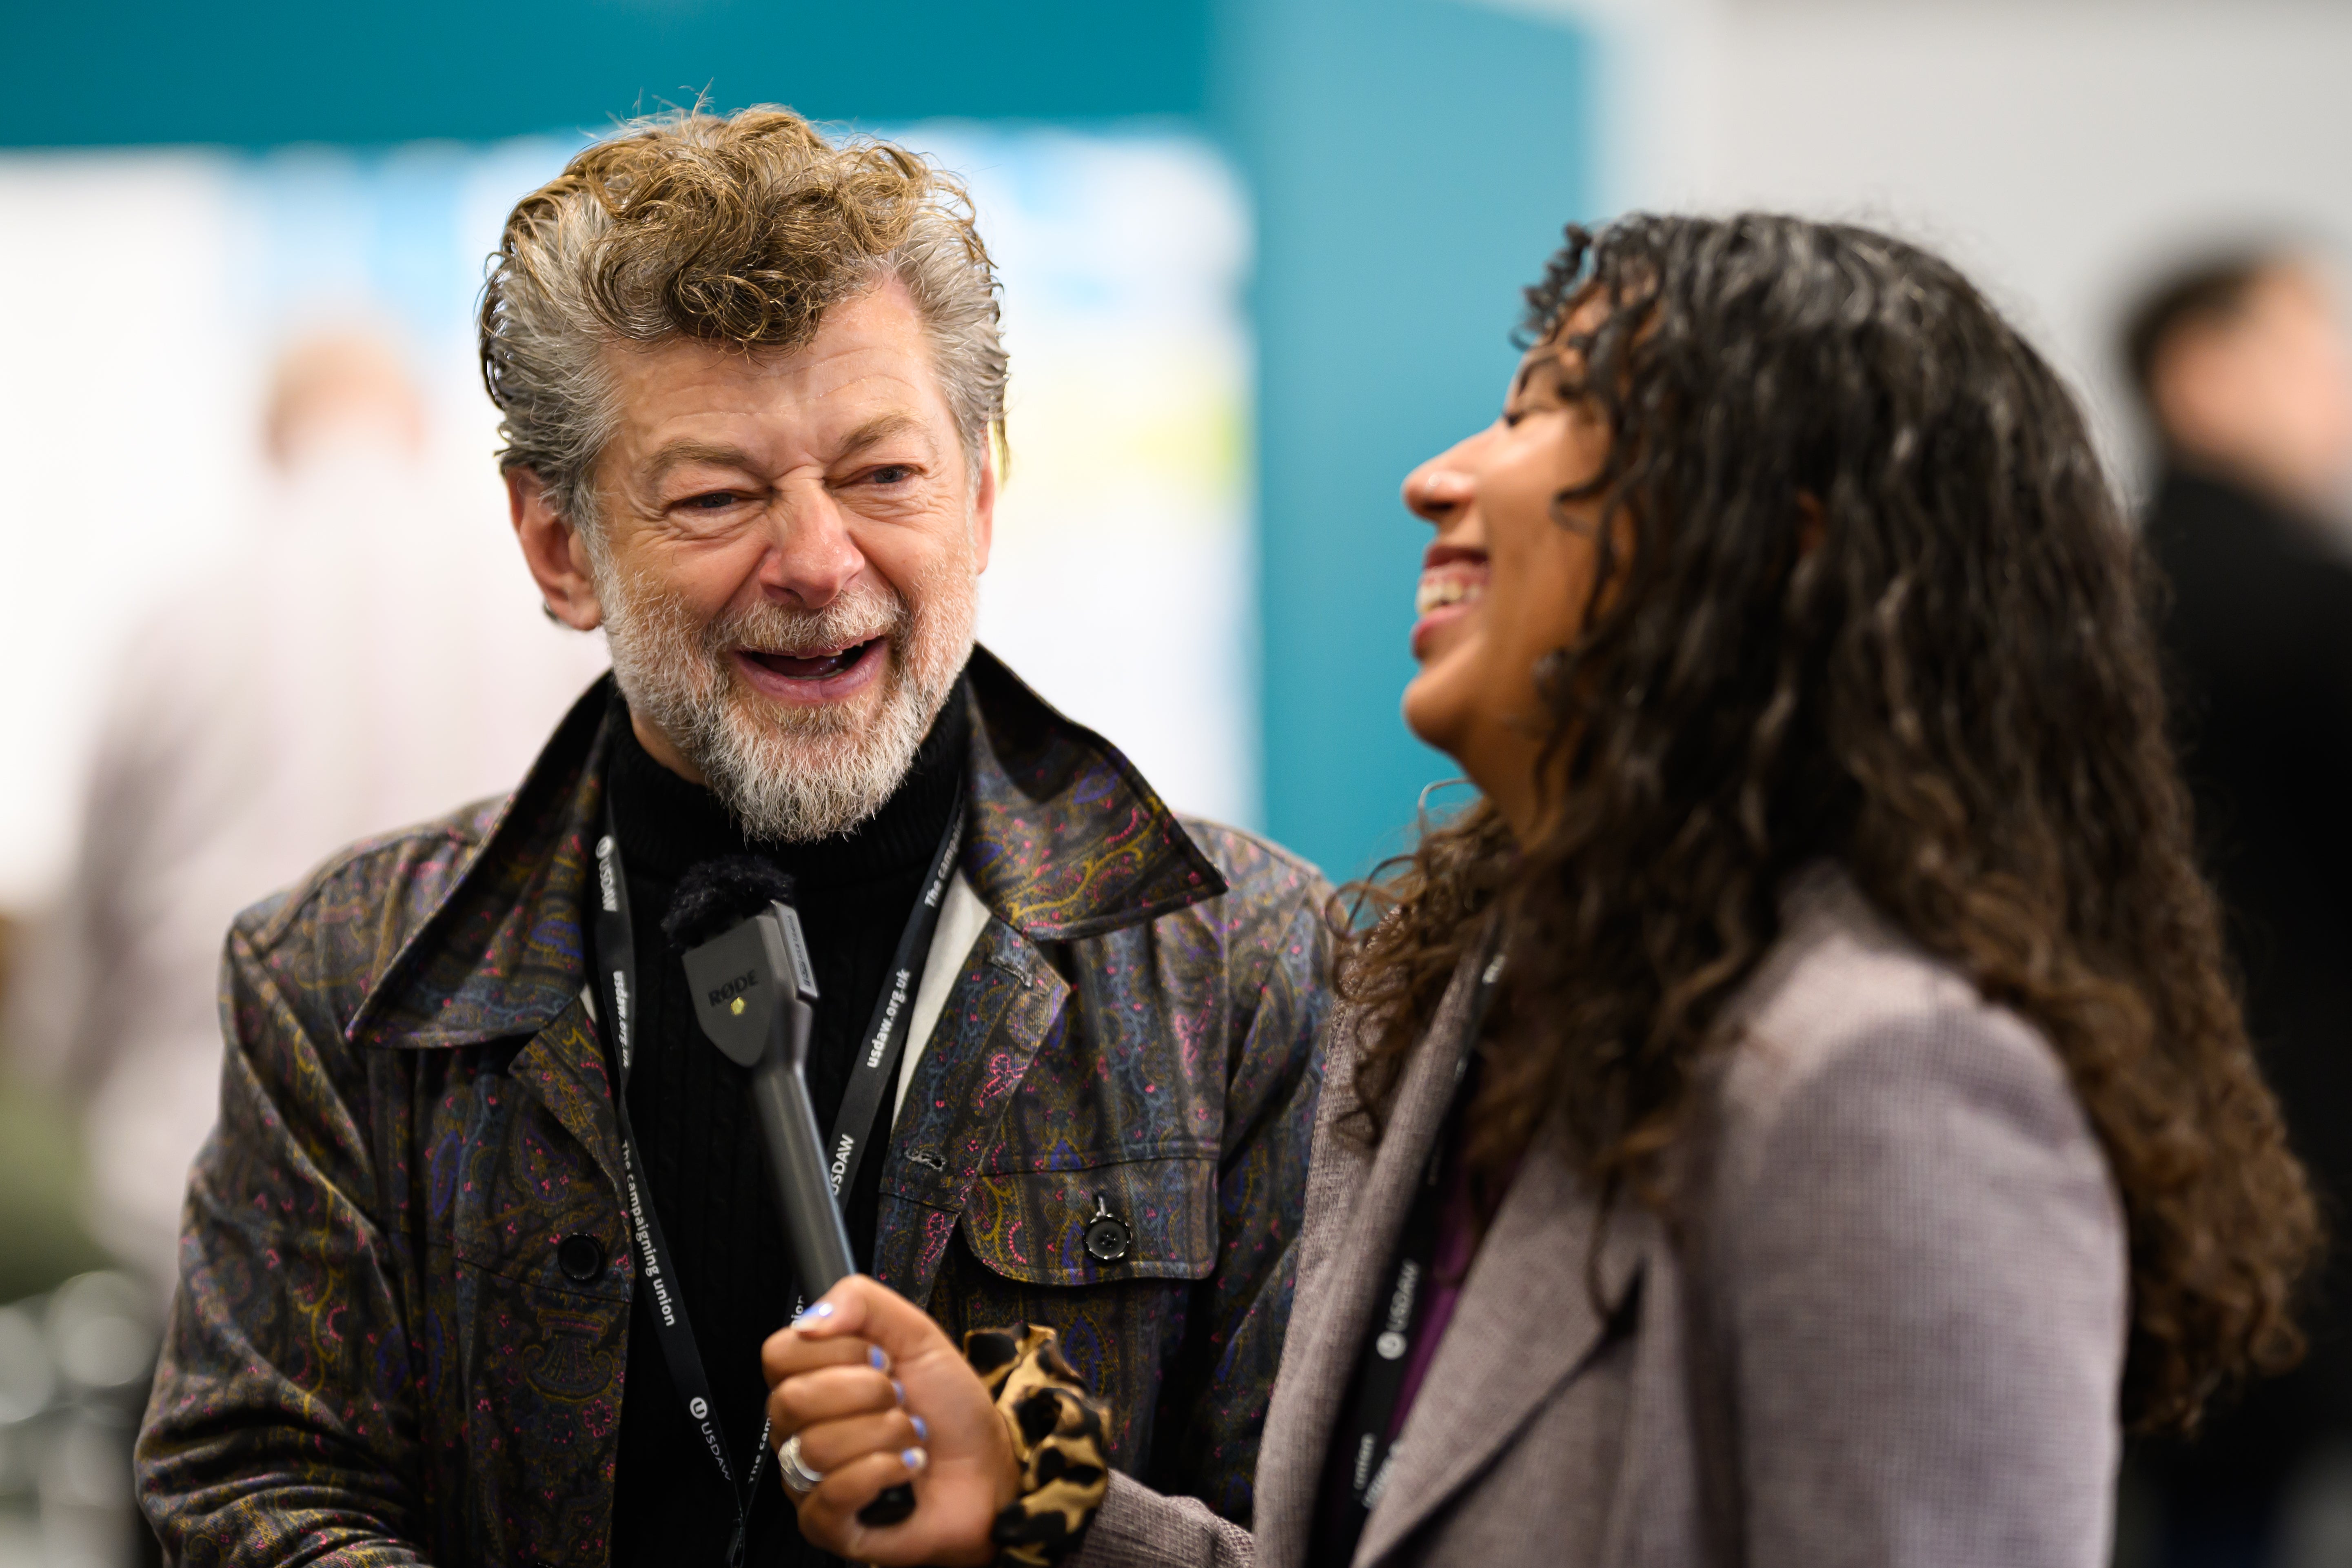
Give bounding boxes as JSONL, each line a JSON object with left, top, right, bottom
{"left": 1252, "top": 960, "right": 1486, "bottom": 1568}
{"left": 1354, "top": 1127, "right": 1649, "bottom": 1567}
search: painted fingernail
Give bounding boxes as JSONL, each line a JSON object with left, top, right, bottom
{"left": 901, "top": 1447, "right": 929, "bottom": 1473}
{"left": 868, "top": 1346, "right": 890, "bottom": 1371}
{"left": 891, "top": 1378, "right": 905, "bottom": 1405}
{"left": 794, "top": 1302, "right": 834, "bottom": 1324}
{"left": 910, "top": 1415, "right": 929, "bottom": 1442}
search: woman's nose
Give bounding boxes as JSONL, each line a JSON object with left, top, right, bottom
{"left": 1403, "top": 457, "right": 1475, "bottom": 525}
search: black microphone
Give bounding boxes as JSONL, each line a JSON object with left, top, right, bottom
{"left": 666, "top": 858, "right": 919, "bottom": 1528}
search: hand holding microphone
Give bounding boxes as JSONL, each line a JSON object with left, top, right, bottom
{"left": 762, "top": 1277, "right": 1018, "bottom": 1567}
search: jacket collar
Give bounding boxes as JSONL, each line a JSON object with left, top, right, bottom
{"left": 959, "top": 645, "right": 1226, "bottom": 939}
{"left": 349, "top": 647, "right": 1225, "bottom": 1051}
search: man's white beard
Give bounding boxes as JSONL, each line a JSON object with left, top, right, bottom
{"left": 596, "top": 557, "right": 976, "bottom": 843}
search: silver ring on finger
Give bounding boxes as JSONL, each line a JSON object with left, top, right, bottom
{"left": 779, "top": 1433, "right": 825, "bottom": 1499}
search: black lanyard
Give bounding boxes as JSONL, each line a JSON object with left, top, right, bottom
{"left": 823, "top": 795, "right": 965, "bottom": 1211}
{"left": 1314, "top": 943, "right": 1505, "bottom": 1568}
{"left": 590, "top": 795, "right": 965, "bottom": 1565}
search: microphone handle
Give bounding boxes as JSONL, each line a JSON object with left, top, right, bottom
{"left": 748, "top": 1063, "right": 854, "bottom": 1293}
{"left": 747, "top": 1000, "right": 917, "bottom": 1528}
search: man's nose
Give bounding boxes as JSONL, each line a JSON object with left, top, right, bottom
{"left": 757, "top": 487, "right": 865, "bottom": 608}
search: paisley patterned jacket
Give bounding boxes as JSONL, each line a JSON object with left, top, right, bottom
{"left": 136, "top": 650, "right": 1331, "bottom": 1567}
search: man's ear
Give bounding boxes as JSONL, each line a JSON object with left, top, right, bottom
{"left": 508, "top": 468, "right": 604, "bottom": 631}
{"left": 967, "top": 427, "right": 1000, "bottom": 575}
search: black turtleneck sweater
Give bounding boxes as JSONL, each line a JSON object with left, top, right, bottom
{"left": 603, "top": 678, "right": 969, "bottom": 1568}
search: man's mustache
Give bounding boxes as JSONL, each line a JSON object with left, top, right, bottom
{"left": 701, "top": 591, "right": 908, "bottom": 659}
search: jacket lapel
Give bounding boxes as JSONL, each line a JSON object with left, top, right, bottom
{"left": 870, "top": 916, "right": 1072, "bottom": 1304}
{"left": 350, "top": 676, "right": 612, "bottom": 1053}
{"left": 510, "top": 995, "right": 628, "bottom": 1197}
{"left": 1251, "top": 960, "right": 1486, "bottom": 1568}
{"left": 1354, "top": 1123, "right": 1649, "bottom": 1568}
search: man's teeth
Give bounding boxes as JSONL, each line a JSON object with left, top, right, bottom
{"left": 747, "top": 640, "right": 873, "bottom": 677}
{"left": 1416, "top": 578, "right": 1484, "bottom": 616}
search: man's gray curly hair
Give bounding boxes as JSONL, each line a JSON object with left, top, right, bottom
{"left": 479, "top": 106, "right": 1007, "bottom": 535}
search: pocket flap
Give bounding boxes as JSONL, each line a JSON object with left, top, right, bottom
{"left": 959, "top": 1154, "right": 1218, "bottom": 1287}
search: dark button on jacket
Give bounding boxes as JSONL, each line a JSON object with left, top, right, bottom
{"left": 556, "top": 1234, "right": 606, "bottom": 1283}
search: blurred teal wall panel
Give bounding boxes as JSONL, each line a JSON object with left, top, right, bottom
{"left": 1217, "top": 0, "right": 1594, "bottom": 879}
{"left": 1, "top": 2, "right": 1210, "bottom": 146}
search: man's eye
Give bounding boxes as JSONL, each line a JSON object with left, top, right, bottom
{"left": 683, "top": 492, "right": 738, "bottom": 510}
{"left": 868, "top": 464, "right": 915, "bottom": 485}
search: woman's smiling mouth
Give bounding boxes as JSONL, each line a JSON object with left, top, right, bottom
{"left": 1412, "top": 548, "right": 1489, "bottom": 659}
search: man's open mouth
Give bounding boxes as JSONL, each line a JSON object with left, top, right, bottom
{"left": 739, "top": 639, "right": 882, "bottom": 682}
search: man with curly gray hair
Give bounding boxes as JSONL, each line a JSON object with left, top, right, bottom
{"left": 490, "top": 108, "right": 1008, "bottom": 844}
{"left": 137, "top": 106, "right": 1331, "bottom": 1568}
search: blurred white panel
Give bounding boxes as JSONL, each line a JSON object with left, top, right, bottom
{"left": 1481, "top": 0, "right": 2352, "bottom": 503}
{"left": 0, "top": 153, "right": 249, "bottom": 907}
{"left": 894, "top": 124, "right": 1258, "bottom": 828}
{"left": 1709, "top": 2, "right": 2352, "bottom": 483}
{"left": 0, "top": 140, "right": 606, "bottom": 912}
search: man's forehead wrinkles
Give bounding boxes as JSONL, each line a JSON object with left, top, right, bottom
{"left": 739, "top": 332, "right": 929, "bottom": 399}
{"left": 610, "top": 331, "right": 925, "bottom": 407}
{"left": 633, "top": 408, "right": 934, "bottom": 487}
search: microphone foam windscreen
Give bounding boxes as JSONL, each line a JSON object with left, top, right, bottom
{"left": 662, "top": 856, "right": 797, "bottom": 951}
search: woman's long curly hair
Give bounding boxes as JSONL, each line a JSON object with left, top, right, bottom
{"left": 1339, "top": 213, "right": 2317, "bottom": 1434}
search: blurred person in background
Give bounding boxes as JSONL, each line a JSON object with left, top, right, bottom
{"left": 133, "top": 107, "right": 1329, "bottom": 1568}
{"left": 2130, "top": 248, "right": 2352, "bottom": 1567}
{"left": 764, "top": 214, "right": 2315, "bottom": 1568}
{"left": 4, "top": 327, "right": 607, "bottom": 1297}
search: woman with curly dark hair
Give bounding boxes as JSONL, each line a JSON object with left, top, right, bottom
{"left": 762, "top": 213, "right": 2318, "bottom": 1568}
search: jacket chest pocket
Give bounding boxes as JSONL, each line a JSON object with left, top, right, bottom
{"left": 944, "top": 1154, "right": 1218, "bottom": 1474}
{"left": 958, "top": 1154, "right": 1218, "bottom": 1288}
{"left": 423, "top": 1057, "right": 628, "bottom": 1304}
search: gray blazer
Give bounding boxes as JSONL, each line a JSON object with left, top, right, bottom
{"left": 1076, "top": 868, "right": 2128, "bottom": 1568}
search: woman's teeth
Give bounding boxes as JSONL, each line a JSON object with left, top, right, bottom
{"left": 1416, "top": 577, "right": 1484, "bottom": 617}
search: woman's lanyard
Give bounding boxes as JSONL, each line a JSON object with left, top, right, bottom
{"left": 590, "top": 795, "right": 965, "bottom": 1566}
{"left": 1314, "top": 943, "right": 1505, "bottom": 1568}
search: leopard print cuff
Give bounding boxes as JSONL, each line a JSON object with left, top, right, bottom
{"left": 964, "top": 1326, "right": 1112, "bottom": 1568}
